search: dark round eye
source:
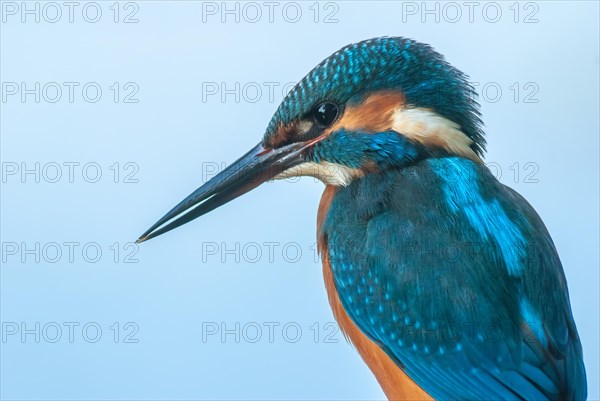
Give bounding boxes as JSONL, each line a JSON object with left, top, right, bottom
{"left": 313, "top": 102, "right": 339, "bottom": 127}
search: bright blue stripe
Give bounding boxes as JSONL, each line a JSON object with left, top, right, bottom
{"left": 432, "top": 158, "right": 526, "bottom": 276}
{"left": 520, "top": 298, "right": 548, "bottom": 347}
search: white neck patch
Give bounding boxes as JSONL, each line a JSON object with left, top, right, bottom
{"left": 275, "top": 107, "right": 481, "bottom": 186}
{"left": 392, "top": 107, "right": 481, "bottom": 162}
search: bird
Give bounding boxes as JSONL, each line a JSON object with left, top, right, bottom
{"left": 137, "top": 37, "right": 587, "bottom": 400}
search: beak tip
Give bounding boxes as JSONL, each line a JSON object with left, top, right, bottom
{"left": 136, "top": 141, "right": 302, "bottom": 244}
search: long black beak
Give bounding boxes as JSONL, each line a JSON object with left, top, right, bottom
{"left": 136, "top": 141, "right": 309, "bottom": 243}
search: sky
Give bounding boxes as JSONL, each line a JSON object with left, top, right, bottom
{"left": 1, "top": 1, "right": 599, "bottom": 400}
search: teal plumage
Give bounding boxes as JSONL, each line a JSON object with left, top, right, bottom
{"left": 320, "top": 157, "right": 586, "bottom": 400}
{"left": 264, "top": 37, "right": 485, "bottom": 155}
{"left": 138, "top": 36, "right": 587, "bottom": 400}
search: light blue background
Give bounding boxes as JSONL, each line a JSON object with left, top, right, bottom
{"left": 1, "top": 1, "right": 598, "bottom": 400}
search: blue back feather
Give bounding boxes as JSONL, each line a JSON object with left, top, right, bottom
{"left": 320, "top": 156, "right": 587, "bottom": 400}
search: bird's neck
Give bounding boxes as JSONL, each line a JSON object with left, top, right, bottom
{"left": 318, "top": 156, "right": 490, "bottom": 234}
{"left": 316, "top": 184, "right": 434, "bottom": 401}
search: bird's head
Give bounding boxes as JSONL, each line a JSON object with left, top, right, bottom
{"left": 137, "top": 36, "right": 485, "bottom": 243}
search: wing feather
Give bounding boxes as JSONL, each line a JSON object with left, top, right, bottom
{"left": 322, "top": 158, "right": 586, "bottom": 400}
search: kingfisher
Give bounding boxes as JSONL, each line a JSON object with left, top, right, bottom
{"left": 137, "top": 37, "right": 587, "bottom": 400}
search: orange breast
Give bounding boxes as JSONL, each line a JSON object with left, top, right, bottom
{"left": 317, "top": 185, "right": 433, "bottom": 401}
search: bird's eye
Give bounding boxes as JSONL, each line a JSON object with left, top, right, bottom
{"left": 313, "top": 102, "right": 339, "bottom": 127}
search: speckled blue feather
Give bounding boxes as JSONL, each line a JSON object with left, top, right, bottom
{"left": 320, "top": 156, "right": 587, "bottom": 401}
{"left": 264, "top": 37, "right": 485, "bottom": 155}
{"left": 311, "top": 129, "right": 419, "bottom": 169}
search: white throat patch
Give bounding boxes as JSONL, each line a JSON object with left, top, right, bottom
{"left": 274, "top": 107, "right": 481, "bottom": 187}
{"left": 276, "top": 161, "right": 361, "bottom": 186}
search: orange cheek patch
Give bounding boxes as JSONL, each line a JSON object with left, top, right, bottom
{"left": 268, "top": 91, "right": 404, "bottom": 147}
{"left": 328, "top": 90, "right": 405, "bottom": 134}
